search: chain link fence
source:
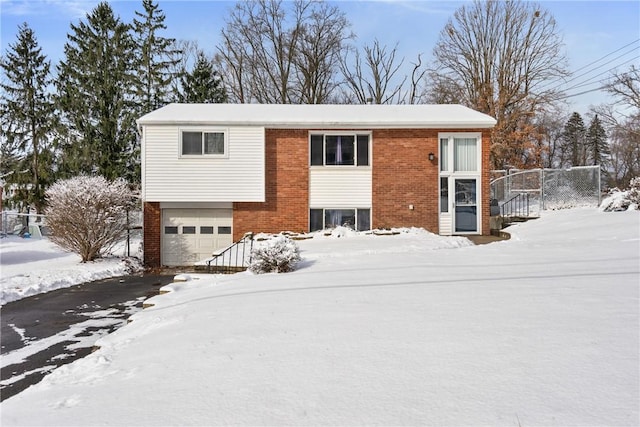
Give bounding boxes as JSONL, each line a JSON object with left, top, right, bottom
{"left": 1, "top": 210, "right": 143, "bottom": 257}
{"left": 490, "top": 166, "right": 601, "bottom": 215}
{"left": 1, "top": 212, "right": 48, "bottom": 237}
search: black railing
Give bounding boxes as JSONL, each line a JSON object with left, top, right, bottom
{"left": 500, "top": 193, "right": 530, "bottom": 218}
{"left": 206, "top": 232, "right": 254, "bottom": 274}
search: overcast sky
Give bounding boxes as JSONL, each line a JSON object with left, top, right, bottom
{"left": 1, "top": 0, "right": 638, "bottom": 115}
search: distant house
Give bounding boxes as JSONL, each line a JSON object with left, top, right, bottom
{"left": 137, "top": 103, "right": 496, "bottom": 267}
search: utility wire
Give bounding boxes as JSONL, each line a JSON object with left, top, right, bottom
{"left": 537, "top": 38, "right": 640, "bottom": 92}
{"left": 561, "top": 55, "right": 640, "bottom": 93}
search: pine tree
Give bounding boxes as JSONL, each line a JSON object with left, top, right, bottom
{"left": 132, "top": 0, "right": 179, "bottom": 114}
{"left": 180, "top": 52, "right": 227, "bottom": 103}
{"left": 561, "top": 112, "right": 587, "bottom": 167}
{"left": 0, "top": 23, "right": 55, "bottom": 213}
{"left": 586, "top": 114, "right": 610, "bottom": 182}
{"left": 56, "top": 2, "right": 137, "bottom": 182}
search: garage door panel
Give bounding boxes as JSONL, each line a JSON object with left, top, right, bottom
{"left": 162, "top": 209, "right": 233, "bottom": 266}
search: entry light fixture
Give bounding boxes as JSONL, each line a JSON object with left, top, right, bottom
{"left": 428, "top": 152, "right": 435, "bottom": 161}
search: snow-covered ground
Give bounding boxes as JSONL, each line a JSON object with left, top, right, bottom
{"left": 1, "top": 208, "right": 638, "bottom": 426}
{"left": 0, "top": 236, "right": 142, "bottom": 305}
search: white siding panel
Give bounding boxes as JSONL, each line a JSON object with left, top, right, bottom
{"left": 439, "top": 214, "right": 452, "bottom": 236}
{"left": 309, "top": 168, "right": 372, "bottom": 208}
{"left": 143, "top": 126, "right": 265, "bottom": 202}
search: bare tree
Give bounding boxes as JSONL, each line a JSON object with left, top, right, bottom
{"left": 217, "top": 0, "right": 351, "bottom": 104}
{"left": 595, "top": 66, "right": 640, "bottom": 188}
{"left": 341, "top": 39, "right": 406, "bottom": 104}
{"left": 429, "top": 0, "right": 569, "bottom": 169}
{"left": 606, "top": 65, "right": 640, "bottom": 111}
{"left": 166, "top": 39, "right": 198, "bottom": 102}
{"left": 407, "top": 54, "right": 429, "bottom": 105}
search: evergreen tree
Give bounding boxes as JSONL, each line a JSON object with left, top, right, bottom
{"left": 180, "top": 52, "right": 227, "bottom": 103}
{"left": 0, "top": 23, "right": 55, "bottom": 213}
{"left": 132, "top": 0, "right": 179, "bottom": 113}
{"left": 561, "top": 112, "right": 587, "bottom": 167}
{"left": 56, "top": 2, "right": 137, "bottom": 182}
{"left": 586, "top": 114, "right": 610, "bottom": 180}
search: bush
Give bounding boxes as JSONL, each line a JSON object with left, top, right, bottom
{"left": 249, "top": 235, "right": 301, "bottom": 274}
{"left": 600, "top": 177, "right": 640, "bottom": 212}
{"left": 628, "top": 177, "right": 640, "bottom": 206}
{"left": 45, "top": 175, "right": 134, "bottom": 262}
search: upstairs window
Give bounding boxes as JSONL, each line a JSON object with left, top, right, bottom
{"left": 310, "top": 133, "right": 370, "bottom": 166}
{"left": 439, "top": 134, "right": 480, "bottom": 173}
{"left": 181, "top": 130, "right": 226, "bottom": 156}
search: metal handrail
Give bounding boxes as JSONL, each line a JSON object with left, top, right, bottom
{"left": 500, "top": 193, "right": 530, "bottom": 218}
{"left": 206, "top": 232, "right": 254, "bottom": 274}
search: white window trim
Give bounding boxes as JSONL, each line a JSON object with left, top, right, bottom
{"left": 309, "top": 207, "right": 372, "bottom": 232}
{"left": 438, "top": 132, "right": 482, "bottom": 175}
{"left": 438, "top": 132, "right": 483, "bottom": 235}
{"left": 179, "top": 128, "right": 229, "bottom": 159}
{"left": 309, "top": 131, "right": 372, "bottom": 168}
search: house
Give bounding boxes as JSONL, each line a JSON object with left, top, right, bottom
{"left": 137, "top": 103, "right": 497, "bottom": 267}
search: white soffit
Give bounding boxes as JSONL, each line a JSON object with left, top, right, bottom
{"left": 137, "top": 103, "right": 497, "bottom": 129}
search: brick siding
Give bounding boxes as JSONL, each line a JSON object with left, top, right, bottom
{"left": 372, "top": 129, "right": 440, "bottom": 232}
{"left": 143, "top": 201, "right": 161, "bottom": 268}
{"left": 233, "top": 129, "right": 309, "bottom": 240}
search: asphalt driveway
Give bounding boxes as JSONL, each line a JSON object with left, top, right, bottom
{"left": 0, "top": 274, "right": 174, "bottom": 401}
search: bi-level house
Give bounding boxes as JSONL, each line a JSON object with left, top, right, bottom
{"left": 137, "top": 104, "right": 496, "bottom": 267}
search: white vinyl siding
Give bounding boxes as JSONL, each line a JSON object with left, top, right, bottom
{"left": 309, "top": 168, "right": 372, "bottom": 208}
{"left": 143, "top": 126, "right": 265, "bottom": 202}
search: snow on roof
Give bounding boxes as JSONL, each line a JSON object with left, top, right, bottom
{"left": 137, "top": 103, "right": 497, "bottom": 129}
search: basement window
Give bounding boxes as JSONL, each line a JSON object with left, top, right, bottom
{"left": 309, "top": 208, "right": 371, "bottom": 232}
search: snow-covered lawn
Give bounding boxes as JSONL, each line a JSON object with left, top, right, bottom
{"left": 1, "top": 208, "right": 638, "bottom": 426}
{"left": 0, "top": 236, "right": 141, "bottom": 305}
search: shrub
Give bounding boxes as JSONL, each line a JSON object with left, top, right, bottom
{"left": 628, "top": 177, "right": 640, "bottom": 206}
{"left": 599, "top": 177, "right": 640, "bottom": 212}
{"left": 45, "top": 175, "right": 134, "bottom": 262}
{"left": 249, "top": 235, "right": 301, "bottom": 274}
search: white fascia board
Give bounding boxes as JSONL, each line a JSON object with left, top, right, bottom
{"left": 137, "top": 104, "right": 497, "bottom": 129}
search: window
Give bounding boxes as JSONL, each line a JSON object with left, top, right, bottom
{"left": 454, "top": 138, "right": 477, "bottom": 172}
{"left": 309, "top": 208, "right": 371, "bottom": 232}
{"left": 310, "top": 133, "right": 370, "bottom": 166}
{"left": 200, "top": 226, "right": 214, "bottom": 234}
{"left": 182, "top": 226, "right": 196, "bottom": 234}
{"left": 164, "top": 226, "right": 178, "bottom": 234}
{"left": 181, "top": 130, "right": 225, "bottom": 156}
{"left": 218, "top": 226, "right": 232, "bottom": 234}
{"left": 439, "top": 134, "right": 480, "bottom": 172}
{"left": 440, "top": 177, "right": 449, "bottom": 213}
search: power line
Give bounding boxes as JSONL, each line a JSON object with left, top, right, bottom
{"left": 538, "top": 38, "right": 640, "bottom": 93}
{"left": 560, "top": 55, "right": 640, "bottom": 93}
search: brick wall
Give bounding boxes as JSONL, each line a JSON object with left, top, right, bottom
{"left": 143, "top": 201, "right": 161, "bottom": 268}
{"left": 372, "top": 128, "right": 492, "bottom": 235}
{"left": 480, "top": 129, "right": 491, "bottom": 236}
{"left": 233, "top": 129, "right": 309, "bottom": 240}
{"left": 372, "top": 129, "right": 440, "bottom": 232}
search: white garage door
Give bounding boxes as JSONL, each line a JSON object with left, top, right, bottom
{"left": 162, "top": 208, "right": 233, "bottom": 266}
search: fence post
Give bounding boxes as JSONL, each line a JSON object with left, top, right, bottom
{"left": 540, "top": 169, "right": 545, "bottom": 211}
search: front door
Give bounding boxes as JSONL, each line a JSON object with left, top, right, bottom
{"left": 453, "top": 178, "right": 478, "bottom": 233}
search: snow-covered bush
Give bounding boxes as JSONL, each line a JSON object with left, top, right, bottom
{"left": 600, "top": 177, "right": 640, "bottom": 212}
{"left": 45, "top": 175, "right": 134, "bottom": 262}
{"left": 249, "top": 235, "right": 301, "bottom": 274}
{"left": 628, "top": 177, "right": 640, "bottom": 206}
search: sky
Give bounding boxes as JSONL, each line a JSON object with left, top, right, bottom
{"left": 1, "top": 0, "right": 639, "bottom": 116}
{"left": 1, "top": 206, "right": 638, "bottom": 425}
